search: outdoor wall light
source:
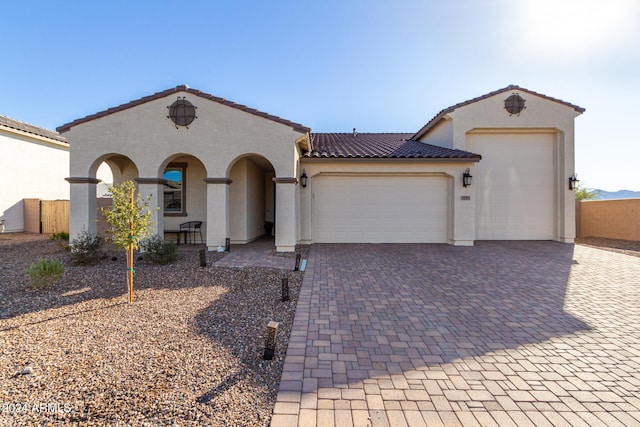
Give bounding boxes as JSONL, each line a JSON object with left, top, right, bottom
{"left": 300, "top": 170, "right": 308, "bottom": 188}
{"left": 569, "top": 173, "right": 579, "bottom": 190}
{"left": 463, "top": 168, "right": 473, "bottom": 187}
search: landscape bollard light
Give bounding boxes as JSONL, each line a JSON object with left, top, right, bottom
{"left": 225, "top": 238, "right": 230, "bottom": 252}
{"left": 294, "top": 253, "right": 301, "bottom": 271}
{"left": 263, "top": 321, "right": 279, "bottom": 360}
{"left": 281, "top": 277, "right": 289, "bottom": 302}
{"left": 199, "top": 249, "right": 207, "bottom": 267}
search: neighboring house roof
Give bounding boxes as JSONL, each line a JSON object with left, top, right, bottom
{"left": 411, "top": 85, "right": 586, "bottom": 141}
{"left": 305, "top": 132, "right": 481, "bottom": 160}
{"left": 0, "top": 114, "right": 68, "bottom": 144}
{"left": 57, "top": 85, "right": 311, "bottom": 134}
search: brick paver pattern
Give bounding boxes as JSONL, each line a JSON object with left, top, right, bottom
{"left": 272, "top": 242, "right": 640, "bottom": 426}
{"left": 214, "top": 238, "right": 297, "bottom": 270}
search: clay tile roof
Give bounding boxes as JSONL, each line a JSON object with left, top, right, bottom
{"left": 0, "top": 114, "right": 68, "bottom": 143}
{"left": 305, "top": 133, "right": 480, "bottom": 160}
{"left": 57, "top": 85, "right": 311, "bottom": 134}
{"left": 411, "top": 84, "right": 586, "bottom": 141}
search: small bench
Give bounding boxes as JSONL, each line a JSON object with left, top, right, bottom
{"left": 164, "top": 229, "right": 188, "bottom": 245}
{"left": 164, "top": 221, "right": 203, "bottom": 245}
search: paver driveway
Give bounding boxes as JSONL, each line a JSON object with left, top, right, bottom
{"left": 271, "top": 242, "right": 640, "bottom": 426}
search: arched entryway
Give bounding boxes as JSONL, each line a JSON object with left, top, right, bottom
{"left": 228, "top": 155, "right": 276, "bottom": 244}
{"left": 67, "top": 154, "right": 139, "bottom": 241}
{"left": 158, "top": 154, "right": 208, "bottom": 243}
{"left": 91, "top": 154, "right": 139, "bottom": 237}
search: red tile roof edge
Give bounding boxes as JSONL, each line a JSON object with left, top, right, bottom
{"left": 0, "top": 114, "right": 68, "bottom": 144}
{"left": 56, "top": 85, "right": 311, "bottom": 134}
{"left": 411, "top": 85, "right": 586, "bottom": 141}
{"left": 307, "top": 132, "right": 482, "bottom": 160}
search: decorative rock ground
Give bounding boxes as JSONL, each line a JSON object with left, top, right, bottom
{"left": 0, "top": 233, "right": 307, "bottom": 426}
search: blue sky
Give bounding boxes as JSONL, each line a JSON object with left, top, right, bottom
{"left": 2, "top": 0, "right": 639, "bottom": 191}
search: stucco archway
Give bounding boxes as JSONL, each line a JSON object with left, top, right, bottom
{"left": 227, "top": 154, "right": 276, "bottom": 244}
{"left": 156, "top": 154, "right": 208, "bottom": 244}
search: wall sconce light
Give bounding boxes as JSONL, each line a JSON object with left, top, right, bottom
{"left": 463, "top": 168, "right": 473, "bottom": 187}
{"left": 300, "top": 170, "right": 308, "bottom": 188}
{"left": 569, "top": 173, "right": 579, "bottom": 190}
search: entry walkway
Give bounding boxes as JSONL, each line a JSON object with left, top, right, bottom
{"left": 213, "top": 237, "right": 298, "bottom": 270}
{"left": 272, "top": 242, "right": 640, "bottom": 426}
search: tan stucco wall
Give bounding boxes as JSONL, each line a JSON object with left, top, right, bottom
{"left": 228, "top": 157, "right": 269, "bottom": 243}
{"left": 420, "top": 90, "right": 580, "bottom": 243}
{"left": 577, "top": 199, "right": 640, "bottom": 241}
{"left": 64, "top": 90, "right": 304, "bottom": 251}
{"left": 246, "top": 159, "right": 266, "bottom": 242}
{"left": 298, "top": 160, "right": 477, "bottom": 245}
{"left": 0, "top": 129, "right": 69, "bottom": 232}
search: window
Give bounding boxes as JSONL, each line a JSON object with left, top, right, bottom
{"left": 163, "top": 163, "right": 186, "bottom": 215}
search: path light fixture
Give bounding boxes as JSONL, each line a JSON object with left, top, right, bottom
{"left": 263, "top": 321, "right": 279, "bottom": 360}
{"left": 281, "top": 277, "right": 289, "bottom": 302}
{"left": 300, "top": 170, "right": 308, "bottom": 188}
{"left": 569, "top": 173, "right": 579, "bottom": 190}
{"left": 463, "top": 168, "right": 473, "bottom": 187}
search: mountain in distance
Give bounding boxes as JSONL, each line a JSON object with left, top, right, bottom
{"left": 594, "top": 189, "right": 640, "bottom": 200}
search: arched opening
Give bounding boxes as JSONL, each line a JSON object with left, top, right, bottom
{"left": 158, "top": 154, "right": 208, "bottom": 244}
{"left": 228, "top": 155, "right": 276, "bottom": 244}
{"left": 89, "top": 154, "right": 139, "bottom": 237}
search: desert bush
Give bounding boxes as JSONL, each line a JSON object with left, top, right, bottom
{"left": 51, "top": 232, "right": 69, "bottom": 242}
{"left": 24, "top": 258, "right": 65, "bottom": 287}
{"left": 51, "top": 232, "right": 70, "bottom": 251}
{"left": 141, "top": 234, "right": 178, "bottom": 265}
{"left": 69, "top": 228, "right": 103, "bottom": 265}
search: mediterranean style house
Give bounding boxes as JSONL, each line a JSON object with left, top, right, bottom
{"left": 58, "top": 84, "right": 584, "bottom": 252}
{"left": 0, "top": 115, "right": 69, "bottom": 233}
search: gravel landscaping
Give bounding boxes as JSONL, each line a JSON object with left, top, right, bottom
{"left": 0, "top": 233, "right": 307, "bottom": 426}
{"left": 575, "top": 236, "right": 640, "bottom": 257}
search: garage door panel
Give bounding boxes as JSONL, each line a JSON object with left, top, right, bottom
{"left": 314, "top": 175, "right": 448, "bottom": 243}
{"left": 468, "top": 133, "right": 554, "bottom": 240}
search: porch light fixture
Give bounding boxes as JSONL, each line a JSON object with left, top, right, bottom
{"left": 300, "top": 170, "right": 308, "bottom": 188}
{"left": 569, "top": 173, "right": 580, "bottom": 190}
{"left": 463, "top": 168, "right": 473, "bottom": 187}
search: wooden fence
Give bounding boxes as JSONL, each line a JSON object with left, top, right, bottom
{"left": 23, "top": 199, "right": 69, "bottom": 234}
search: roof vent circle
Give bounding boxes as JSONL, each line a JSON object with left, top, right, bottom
{"left": 167, "top": 96, "right": 197, "bottom": 128}
{"left": 504, "top": 93, "right": 526, "bottom": 116}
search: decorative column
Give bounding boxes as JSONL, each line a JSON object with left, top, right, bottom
{"left": 65, "top": 177, "right": 99, "bottom": 241}
{"left": 135, "top": 178, "right": 164, "bottom": 237}
{"left": 204, "top": 178, "right": 232, "bottom": 251}
{"left": 273, "top": 177, "right": 297, "bottom": 252}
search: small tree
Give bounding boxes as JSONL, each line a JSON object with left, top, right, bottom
{"left": 575, "top": 183, "right": 600, "bottom": 201}
{"left": 101, "top": 180, "right": 155, "bottom": 303}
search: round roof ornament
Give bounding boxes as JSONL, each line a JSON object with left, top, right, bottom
{"left": 504, "top": 93, "right": 526, "bottom": 116}
{"left": 167, "top": 97, "right": 197, "bottom": 128}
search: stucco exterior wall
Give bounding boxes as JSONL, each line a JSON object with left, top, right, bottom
{"left": 577, "top": 199, "right": 640, "bottom": 241}
{"left": 418, "top": 90, "right": 580, "bottom": 243}
{"left": 63, "top": 89, "right": 305, "bottom": 251}
{"left": 0, "top": 129, "right": 69, "bottom": 232}
{"left": 245, "top": 159, "right": 266, "bottom": 242}
{"left": 422, "top": 118, "right": 454, "bottom": 148}
{"left": 66, "top": 91, "right": 302, "bottom": 179}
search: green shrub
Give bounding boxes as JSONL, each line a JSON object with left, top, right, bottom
{"left": 51, "top": 232, "right": 70, "bottom": 251}
{"left": 51, "top": 232, "right": 70, "bottom": 242}
{"left": 69, "top": 228, "right": 103, "bottom": 265}
{"left": 141, "top": 234, "right": 178, "bottom": 265}
{"left": 24, "top": 259, "right": 65, "bottom": 287}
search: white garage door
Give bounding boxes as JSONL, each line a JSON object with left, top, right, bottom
{"left": 467, "top": 133, "right": 555, "bottom": 240}
{"left": 313, "top": 175, "right": 449, "bottom": 243}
